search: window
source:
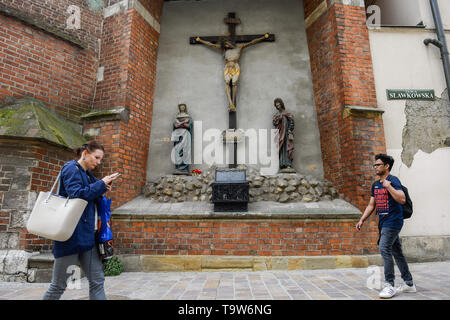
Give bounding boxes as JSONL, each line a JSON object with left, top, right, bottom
{"left": 365, "top": 0, "right": 424, "bottom": 27}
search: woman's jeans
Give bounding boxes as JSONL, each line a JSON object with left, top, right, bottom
{"left": 379, "top": 227, "right": 413, "bottom": 287}
{"left": 43, "top": 248, "right": 106, "bottom": 300}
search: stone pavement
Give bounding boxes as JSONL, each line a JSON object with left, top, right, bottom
{"left": 0, "top": 261, "right": 449, "bottom": 300}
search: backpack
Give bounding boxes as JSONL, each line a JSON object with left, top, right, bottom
{"left": 400, "top": 185, "right": 413, "bottom": 219}
{"left": 386, "top": 175, "right": 413, "bottom": 219}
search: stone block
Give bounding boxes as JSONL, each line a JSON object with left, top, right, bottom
{"left": 184, "top": 256, "right": 201, "bottom": 271}
{"left": 367, "top": 254, "right": 383, "bottom": 266}
{"left": 252, "top": 257, "right": 267, "bottom": 271}
{"left": 351, "top": 256, "right": 369, "bottom": 268}
{"left": 336, "top": 256, "right": 352, "bottom": 268}
{"left": 288, "top": 257, "right": 305, "bottom": 270}
{"left": 0, "top": 232, "right": 19, "bottom": 249}
{"left": 2, "top": 191, "right": 29, "bottom": 210}
{"left": 304, "top": 256, "right": 336, "bottom": 270}
{"left": 140, "top": 256, "right": 186, "bottom": 272}
{"left": 266, "top": 257, "right": 288, "bottom": 270}
{"left": 28, "top": 268, "right": 53, "bottom": 283}
{"left": 0, "top": 250, "right": 38, "bottom": 281}
{"left": 118, "top": 254, "right": 142, "bottom": 272}
{"left": 10, "top": 167, "right": 31, "bottom": 190}
{"left": 401, "top": 236, "right": 450, "bottom": 262}
{"left": 202, "top": 256, "right": 253, "bottom": 270}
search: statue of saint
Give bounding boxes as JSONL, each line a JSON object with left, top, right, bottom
{"left": 171, "top": 104, "right": 193, "bottom": 175}
{"left": 195, "top": 34, "right": 269, "bottom": 111}
{"left": 273, "top": 98, "right": 295, "bottom": 173}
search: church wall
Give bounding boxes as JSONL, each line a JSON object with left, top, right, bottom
{"left": 369, "top": 27, "right": 450, "bottom": 238}
{"left": 304, "top": 0, "right": 386, "bottom": 211}
{"left": 0, "top": 0, "right": 103, "bottom": 122}
{"left": 86, "top": 0, "right": 163, "bottom": 209}
{"left": 146, "top": 0, "right": 324, "bottom": 181}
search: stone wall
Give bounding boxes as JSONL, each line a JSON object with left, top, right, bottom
{"left": 143, "top": 167, "right": 339, "bottom": 203}
{"left": 0, "top": 139, "right": 74, "bottom": 253}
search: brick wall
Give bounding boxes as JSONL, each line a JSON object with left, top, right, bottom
{"left": 304, "top": 0, "right": 386, "bottom": 211}
{"left": 112, "top": 218, "right": 379, "bottom": 256}
{"left": 88, "top": 0, "right": 163, "bottom": 209}
{"left": 0, "top": 139, "right": 74, "bottom": 252}
{"left": 0, "top": 0, "right": 102, "bottom": 121}
{"left": 0, "top": 0, "right": 103, "bottom": 51}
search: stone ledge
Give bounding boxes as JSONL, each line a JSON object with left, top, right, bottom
{"left": 80, "top": 106, "right": 130, "bottom": 123}
{"left": 112, "top": 197, "right": 362, "bottom": 220}
{"left": 343, "top": 105, "right": 384, "bottom": 119}
{"left": 117, "top": 254, "right": 383, "bottom": 272}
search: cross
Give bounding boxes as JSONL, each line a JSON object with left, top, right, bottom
{"left": 190, "top": 12, "right": 275, "bottom": 168}
{"left": 189, "top": 12, "right": 275, "bottom": 45}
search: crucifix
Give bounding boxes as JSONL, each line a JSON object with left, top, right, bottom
{"left": 190, "top": 12, "right": 275, "bottom": 167}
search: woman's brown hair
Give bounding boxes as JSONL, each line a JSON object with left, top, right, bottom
{"left": 75, "top": 141, "right": 105, "bottom": 158}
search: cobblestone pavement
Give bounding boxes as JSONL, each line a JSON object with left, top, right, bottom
{"left": 1, "top": 261, "right": 449, "bottom": 300}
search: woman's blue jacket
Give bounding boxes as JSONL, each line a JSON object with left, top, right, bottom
{"left": 52, "top": 160, "right": 107, "bottom": 258}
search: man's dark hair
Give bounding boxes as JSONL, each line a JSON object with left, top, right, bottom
{"left": 375, "top": 153, "right": 394, "bottom": 171}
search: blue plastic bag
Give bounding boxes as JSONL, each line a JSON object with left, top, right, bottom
{"left": 98, "top": 196, "right": 113, "bottom": 242}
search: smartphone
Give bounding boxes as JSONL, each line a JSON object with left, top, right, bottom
{"left": 111, "top": 173, "right": 121, "bottom": 180}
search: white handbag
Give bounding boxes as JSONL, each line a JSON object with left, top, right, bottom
{"left": 26, "top": 170, "right": 88, "bottom": 241}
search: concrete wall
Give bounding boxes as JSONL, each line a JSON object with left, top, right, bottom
{"left": 368, "top": 27, "right": 450, "bottom": 237}
{"left": 146, "top": 0, "right": 323, "bottom": 181}
{"left": 418, "top": 0, "right": 450, "bottom": 30}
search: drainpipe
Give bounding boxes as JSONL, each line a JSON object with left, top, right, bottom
{"left": 424, "top": 0, "right": 450, "bottom": 102}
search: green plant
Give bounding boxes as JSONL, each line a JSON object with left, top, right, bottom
{"left": 103, "top": 256, "right": 123, "bottom": 276}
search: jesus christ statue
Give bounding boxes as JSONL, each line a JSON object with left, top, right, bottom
{"left": 195, "top": 33, "right": 269, "bottom": 111}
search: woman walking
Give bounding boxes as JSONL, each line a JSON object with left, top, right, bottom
{"left": 43, "top": 141, "right": 119, "bottom": 300}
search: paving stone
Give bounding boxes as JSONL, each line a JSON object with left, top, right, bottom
{"left": 1, "top": 261, "right": 449, "bottom": 300}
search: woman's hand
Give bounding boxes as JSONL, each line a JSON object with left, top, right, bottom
{"left": 102, "top": 175, "right": 116, "bottom": 186}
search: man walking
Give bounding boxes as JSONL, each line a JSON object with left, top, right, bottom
{"left": 356, "top": 154, "right": 416, "bottom": 299}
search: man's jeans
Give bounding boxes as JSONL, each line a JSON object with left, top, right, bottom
{"left": 379, "top": 227, "right": 413, "bottom": 287}
{"left": 43, "top": 248, "right": 106, "bottom": 300}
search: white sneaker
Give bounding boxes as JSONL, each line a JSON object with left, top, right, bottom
{"left": 397, "top": 283, "right": 417, "bottom": 293}
{"left": 379, "top": 283, "right": 397, "bottom": 299}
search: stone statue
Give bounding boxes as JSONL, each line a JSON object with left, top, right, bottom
{"left": 171, "top": 104, "right": 193, "bottom": 175}
{"left": 273, "top": 98, "right": 295, "bottom": 173}
{"left": 195, "top": 33, "right": 269, "bottom": 111}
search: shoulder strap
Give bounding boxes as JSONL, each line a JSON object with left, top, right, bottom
{"left": 47, "top": 171, "right": 61, "bottom": 199}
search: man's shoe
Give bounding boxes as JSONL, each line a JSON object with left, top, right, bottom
{"left": 397, "top": 283, "right": 417, "bottom": 293}
{"left": 379, "top": 283, "right": 397, "bottom": 299}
